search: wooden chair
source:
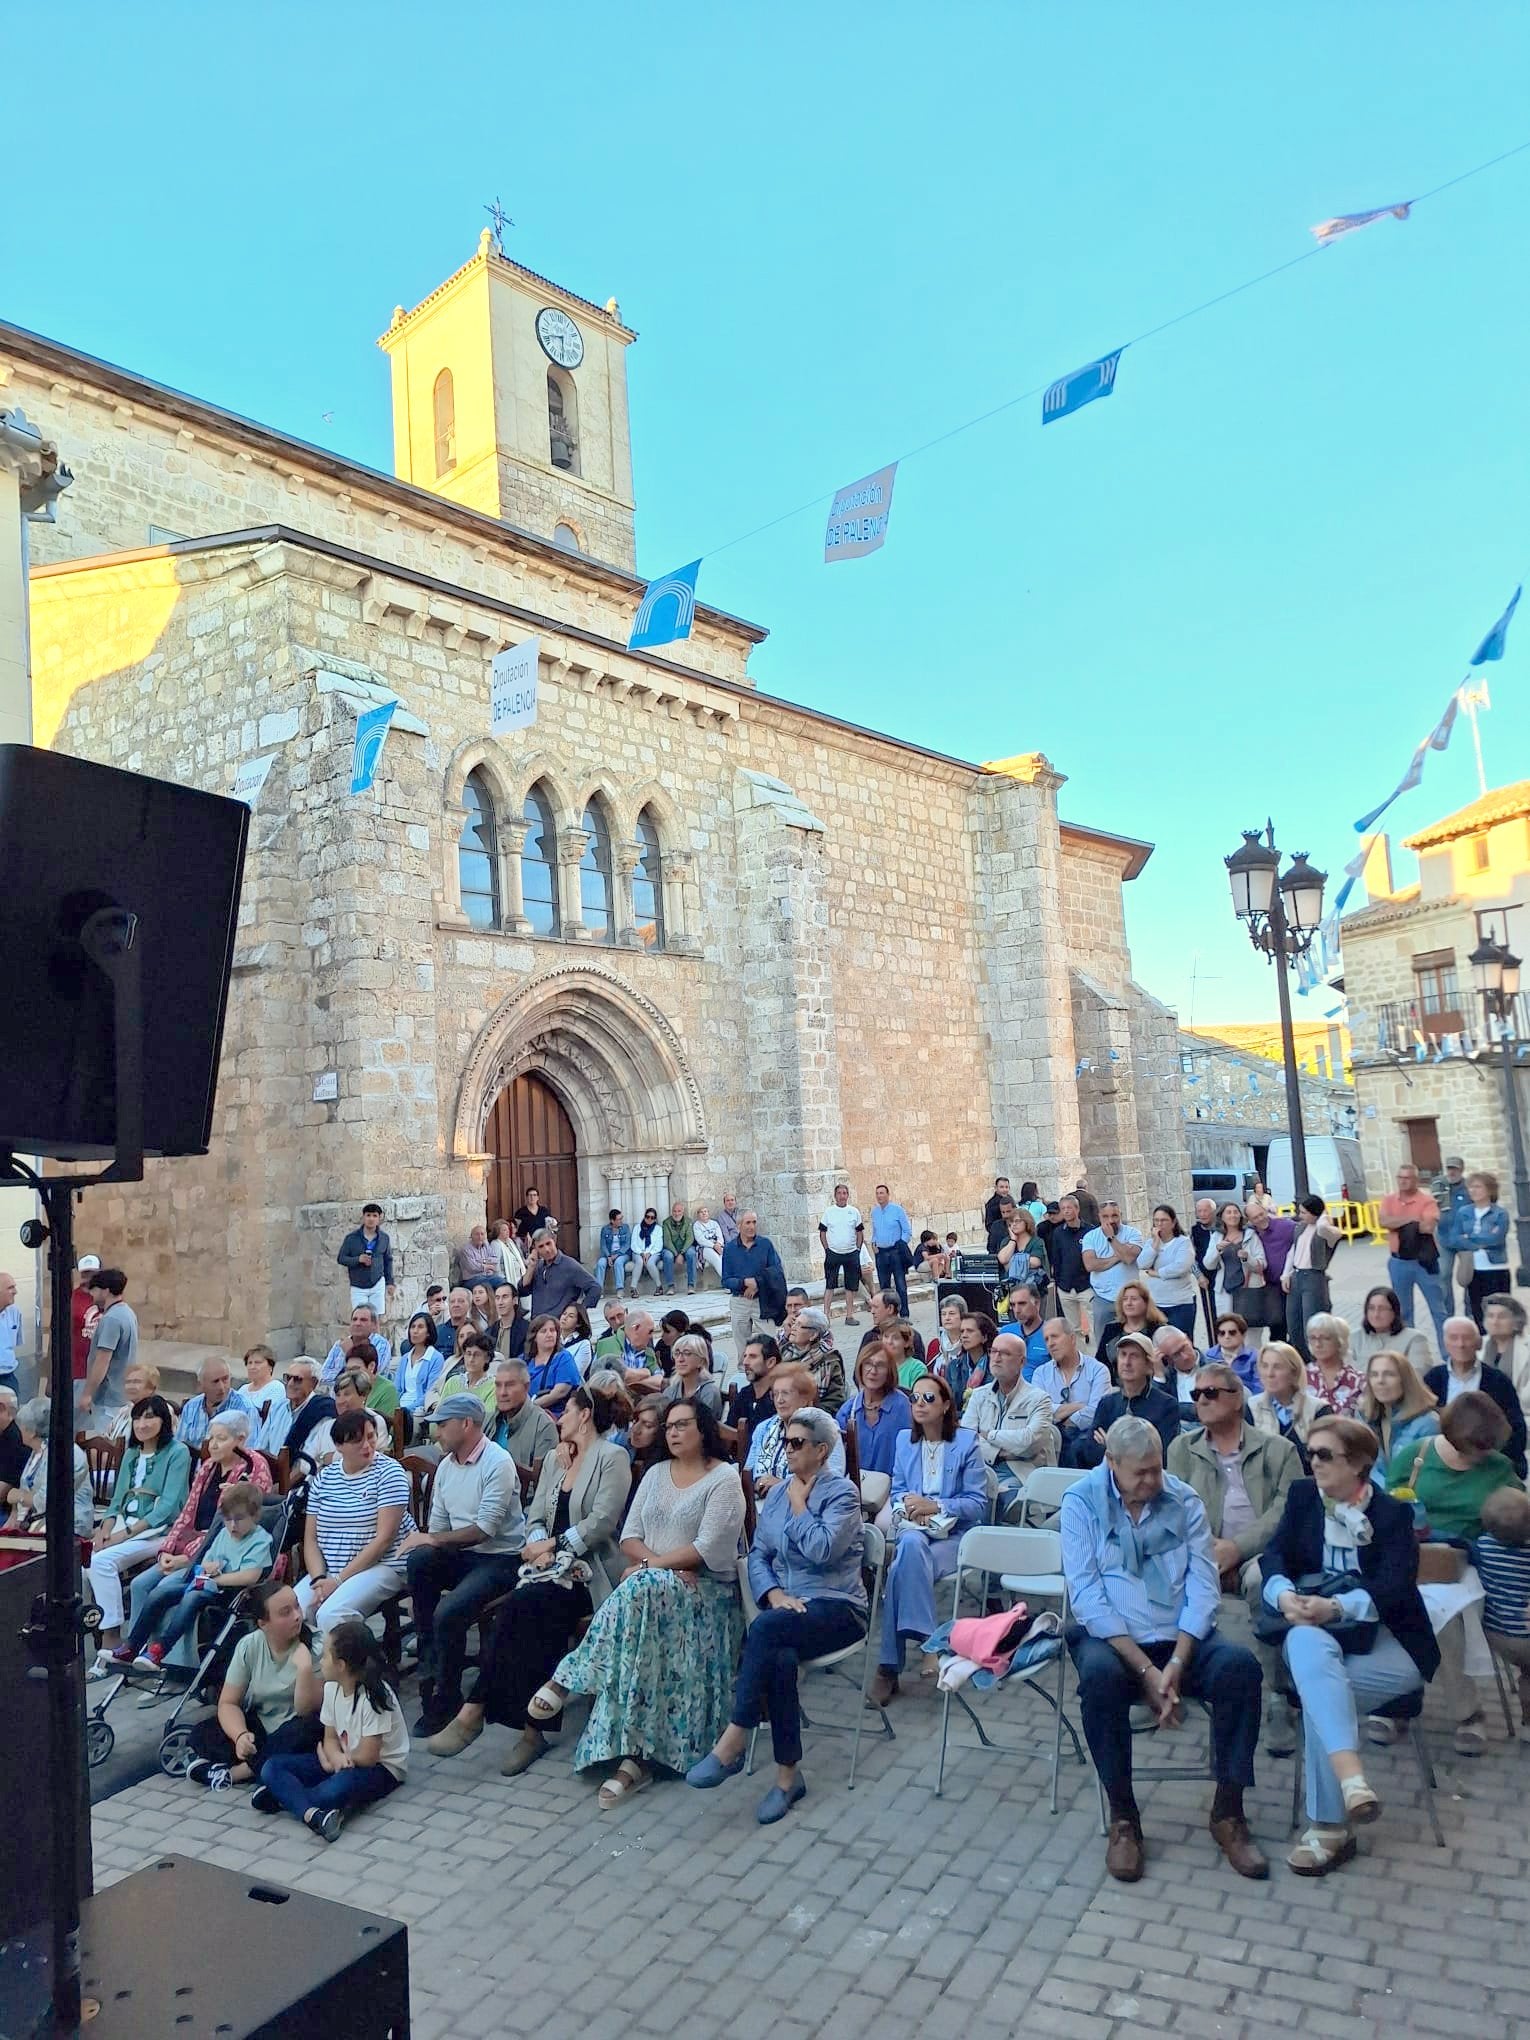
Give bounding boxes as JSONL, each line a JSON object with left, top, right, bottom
{"left": 81, "top": 1435, "right": 123, "bottom": 1512}
{"left": 389, "top": 1407, "right": 410, "bottom": 1459}
{"left": 518, "top": 1457, "right": 541, "bottom": 1504}
{"left": 840, "top": 1420, "right": 861, "bottom": 1487}
{"left": 403, "top": 1452, "right": 438, "bottom": 1529}
{"left": 733, "top": 1417, "right": 752, "bottom": 1468}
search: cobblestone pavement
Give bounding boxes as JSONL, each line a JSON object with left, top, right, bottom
{"left": 89, "top": 1244, "right": 1530, "bottom": 2037}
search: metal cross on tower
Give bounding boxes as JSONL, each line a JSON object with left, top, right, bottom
{"left": 484, "top": 196, "right": 513, "bottom": 254}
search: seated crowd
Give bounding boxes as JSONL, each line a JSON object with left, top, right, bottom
{"left": 50, "top": 1179, "right": 1530, "bottom": 1864}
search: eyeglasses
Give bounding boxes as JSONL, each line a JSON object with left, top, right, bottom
{"left": 1189, "top": 1385, "right": 1235, "bottom": 1403}
{"left": 910, "top": 1390, "right": 941, "bottom": 1404}
{"left": 783, "top": 1435, "right": 813, "bottom": 1451}
{"left": 1306, "top": 1447, "right": 1346, "bottom": 1466}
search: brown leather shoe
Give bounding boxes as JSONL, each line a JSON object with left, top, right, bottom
{"left": 1105, "top": 1818, "right": 1145, "bottom": 1881}
{"left": 867, "top": 1670, "right": 900, "bottom": 1707}
{"left": 1210, "top": 1814, "right": 1269, "bottom": 1879}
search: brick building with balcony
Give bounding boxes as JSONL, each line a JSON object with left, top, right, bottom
{"left": 1340, "top": 781, "right": 1530, "bottom": 1190}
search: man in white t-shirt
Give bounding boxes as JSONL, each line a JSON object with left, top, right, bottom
{"left": 817, "top": 1183, "right": 865, "bottom": 1326}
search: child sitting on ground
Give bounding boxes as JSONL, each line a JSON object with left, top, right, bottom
{"left": 1476, "top": 1486, "right": 1530, "bottom": 1737}
{"left": 105, "top": 1480, "right": 272, "bottom": 1673}
{"left": 254, "top": 1616, "right": 409, "bottom": 1842}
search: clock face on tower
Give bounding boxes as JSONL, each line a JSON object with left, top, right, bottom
{"left": 535, "top": 307, "right": 584, "bottom": 370}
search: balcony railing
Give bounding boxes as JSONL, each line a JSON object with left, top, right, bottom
{"left": 1369, "top": 994, "right": 1530, "bottom": 1060}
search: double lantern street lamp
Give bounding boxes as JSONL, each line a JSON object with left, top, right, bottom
{"left": 1224, "top": 827, "right": 1328, "bottom": 1203}
{"left": 1468, "top": 933, "right": 1530, "bottom": 1287}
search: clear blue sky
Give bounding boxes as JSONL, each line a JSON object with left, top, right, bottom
{"left": 7, "top": 3, "right": 1528, "bottom": 1024}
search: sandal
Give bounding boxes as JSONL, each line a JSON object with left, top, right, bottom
{"left": 1287, "top": 1824, "right": 1357, "bottom": 1876}
{"left": 1341, "top": 1775, "right": 1381, "bottom": 1825}
{"left": 597, "top": 1758, "right": 651, "bottom": 1810}
{"left": 528, "top": 1681, "right": 568, "bottom": 1723}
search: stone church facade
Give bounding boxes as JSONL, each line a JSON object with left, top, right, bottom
{"left": 4, "top": 235, "right": 1187, "bottom": 1356}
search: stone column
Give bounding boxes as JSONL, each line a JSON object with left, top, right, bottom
{"left": 732, "top": 771, "right": 847, "bottom": 1269}
{"left": 498, "top": 818, "right": 532, "bottom": 935}
{"left": 970, "top": 754, "right": 1084, "bottom": 1194}
{"left": 557, "top": 826, "right": 592, "bottom": 943}
{"left": 613, "top": 839, "right": 641, "bottom": 947}
{"left": 661, "top": 848, "right": 702, "bottom": 955}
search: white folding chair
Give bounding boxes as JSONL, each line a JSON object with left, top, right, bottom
{"left": 740, "top": 1521, "right": 893, "bottom": 1789}
{"left": 1012, "top": 1465, "right": 1088, "bottom": 1527}
{"left": 934, "top": 1526, "right": 1086, "bottom": 1813}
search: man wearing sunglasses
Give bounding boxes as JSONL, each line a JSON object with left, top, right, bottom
{"left": 1060, "top": 1413, "right": 1267, "bottom": 1884}
{"left": 1167, "top": 1362, "right": 1302, "bottom": 1754}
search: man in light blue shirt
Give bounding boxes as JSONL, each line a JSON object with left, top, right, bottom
{"left": 0, "top": 1272, "right": 20, "bottom": 1387}
{"left": 868, "top": 1184, "right": 913, "bottom": 1314}
{"left": 1060, "top": 1415, "right": 1264, "bottom": 1885}
{"left": 1030, "top": 1320, "right": 1111, "bottom": 1467}
{"left": 176, "top": 1357, "right": 257, "bottom": 1448}
{"left": 1082, "top": 1201, "right": 1144, "bottom": 1352}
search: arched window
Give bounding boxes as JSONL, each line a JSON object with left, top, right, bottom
{"left": 458, "top": 770, "right": 499, "bottom": 929}
{"left": 631, "top": 808, "right": 666, "bottom": 950}
{"left": 552, "top": 521, "right": 581, "bottom": 553}
{"left": 433, "top": 369, "right": 456, "bottom": 477}
{"left": 580, "top": 800, "right": 615, "bottom": 944}
{"left": 521, "top": 784, "right": 559, "bottom": 937}
{"left": 547, "top": 370, "right": 579, "bottom": 473}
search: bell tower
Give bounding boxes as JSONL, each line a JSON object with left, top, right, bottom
{"left": 378, "top": 230, "right": 637, "bottom": 569}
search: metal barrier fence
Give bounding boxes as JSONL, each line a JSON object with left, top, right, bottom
{"left": 1272, "top": 1199, "right": 1385, "bottom": 1241}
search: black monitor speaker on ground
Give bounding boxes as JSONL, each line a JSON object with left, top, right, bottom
{"left": 0, "top": 744, "right": 249, "bottom": 2034}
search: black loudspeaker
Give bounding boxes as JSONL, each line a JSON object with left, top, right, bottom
{"left": 75, "top": 1854, "right": 410, "bottom": 2036}
{"left": 937, "top": 1277, "right": 1007, "bottom": 1319}
{"left": 0, "top": 744, "right": 247, "bottom": 1160}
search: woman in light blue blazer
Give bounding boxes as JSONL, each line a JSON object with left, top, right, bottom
{"left": 869, "top": 1372, "right": 987, "bottom": 1702}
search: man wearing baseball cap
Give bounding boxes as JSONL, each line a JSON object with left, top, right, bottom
{"left": 72, "top": 1256, "right": 102, "bottom": 1390}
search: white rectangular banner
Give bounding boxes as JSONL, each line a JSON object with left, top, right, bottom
{"left": 231, "top": 752, "right": 277, "bottom": 807}
{"left": 491, "top": 637, "right": 541, "bottom": 734}
{"left": 824, "top": 463, "right": 898, "bottom": 563}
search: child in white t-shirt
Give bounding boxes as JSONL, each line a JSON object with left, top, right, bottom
{"left": 254, "top": 1616, "right": 408, "bottom": 1841}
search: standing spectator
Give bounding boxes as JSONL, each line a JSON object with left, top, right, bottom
{"left": 1072, "top": 1176, "right": 1102, "bottom": 1231}
{"left": 1082, "top": 1200, "right": 1144, "bottom": 1353}
{"left": 1062, "top": 1417, "right": 1266, "bottom": 1883}
{"left": 1047, "top": 1195, "right": 1092, "bottom": 1345}
{"left": 981, "top": 1178, "right": 1013, "bottom": 1237}
{"left": 1137, "top": 1205, "right": 1199, "bottom": 1338}
{"left": 985, "top": 1195, "right": 1019, "bottom": 1255}
{"left": 400, "top": 1394, "right": 525, "bottom": 1736}
{"left": 869, "top": 1374, "right": 987, "bottom": 1703}
{"left": 1190, "top": 1198, "right": 1219, "bottom": 1344}
{"left": 458, "top": 1223, "right": 501, "bottom": 1288}
{"left": 1245, "top": 1200, "right": 1296, "bottom": 1344}
{"left": 1284, "top": 1196, "right": 1343, "bottom": 1359}
{"left": 1031, "top": 1318, "right": 1111, "bottom": 1468}
{"left": 487, "top": 1358, "right": 559, "bottom": 1471}
{"left": 1201, "top": 1204, "right": 1265, "bottom": 1322}
{"left": 490, "top": 1219, "right": 526, "bottom": 1291}
{"left": 661, "top": 1201, "right": 697, "bottom": 1296}
{"left": 1378, "top": 1163, "right": 1448, "bottom": 1348}
{"left": 717, "top": 1194, "right": 742, "bottom": 1251}
{"left": 594, "top": 1209, "right": 631, "bottom": 1296}
{"left": 961, "top": 1331, "right": 1061, "bottom": 1511}
{"left": 512, "top": 1187, "right": 550, "bottom": 1241}
{"left": 869, "top": 1184, "right": 913, "bottom": 1315}
{"left": 519, "top": 1231, "right": 601, "bottom": 1323}
{"left": 1423, "top": 1317, "right": 1528, "bottom": 1476}
{"left": 320, "top": 1305, "right": 392, "bottom": 1390}
{"left": 818, "top": 1184, "right": 865, "bottom": 1326}
{"left": 781, "top": 1307, "right": 846, "bottom": 1417}
{"left": 0, "top": 1273, "right": 19, "bottom": 1394}
{"left": 1434, "top": 1155, "right": 1473, "bottom": 1315}
{"left": 1457, "top": 1172, "right": 1511, "bottom": 1328}
{"left": 628, "top": 1209, "right": 665, "bottom": 1295}
{"left": 336, "top": 1203, "right": 394, "bottom": 1315}
{"left": 79, "top": 1269, "right": 138, "bottom": 1424}
{"left": 722, "top": 1211, "right": 787, "bottom": 1360}
{"left": 176, "top": 1358, "right": 257, "bottom": 1450}
{"left": 71, "top": 1255, "right": 102, "bottom": 1394}
{"left": 692, "top": 1206, "right": 725, "bottom": 1284}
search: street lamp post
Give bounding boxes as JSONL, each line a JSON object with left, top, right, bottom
{"left": 1224, "top": 825, "right": 1328, "bottom": 1205}
{"left": 1469, "top": 933, "right": 1530, "bottom": 1287}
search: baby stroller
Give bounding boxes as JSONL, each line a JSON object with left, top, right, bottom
{"left": 153, "top": 1473, "right": 310, "bottom": 1777}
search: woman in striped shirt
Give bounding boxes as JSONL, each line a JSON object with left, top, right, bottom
{"left": 296, "top": 1411, "right": 414, "bottom": 1632}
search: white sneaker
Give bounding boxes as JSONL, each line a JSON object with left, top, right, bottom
{"left": 87, "top": 1650, "right": 117, "bottom": 1682}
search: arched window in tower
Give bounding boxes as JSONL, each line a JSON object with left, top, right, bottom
{"left": 631, "top": 808, "right": 666, "bottom": 950}
{"left": 580, "top": 800, "right": 615, "bottom": 944}
{"left": 547, "top": 370, "right": 579, "bottom": 474}
{"left": 432, "top": 368, "right": 456, "bottom": 477}
{"left": 457, "top": 771, "right": 499, "bottom": 929}
{"left": 521, "top": 783, "right": 559, "bottom": 938}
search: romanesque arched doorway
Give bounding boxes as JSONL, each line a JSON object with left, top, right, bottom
{"left": 487, "top": 1072, "right": 580, "bottom": 1259}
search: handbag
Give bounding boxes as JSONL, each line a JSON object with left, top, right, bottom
{"left": 1251, "top": 1569, "right": 1378, "bottom": 1654}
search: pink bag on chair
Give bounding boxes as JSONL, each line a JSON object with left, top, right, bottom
{"left": 949, "top": 1603, "right": 1032, "bottom": 1675}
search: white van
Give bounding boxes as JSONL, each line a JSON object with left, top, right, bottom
{"left": 1265, "top": 1136, "right": 1367, "bottom": 1209}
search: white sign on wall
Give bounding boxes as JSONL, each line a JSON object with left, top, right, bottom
{"left": 490, "top": 637, "right": 541, "bottom": 734}
{"left": 312, "top": 1071, "right": 339, "bottom": 1102}
{"left": 231, "top": 753, "right": 277, "bottom": 807}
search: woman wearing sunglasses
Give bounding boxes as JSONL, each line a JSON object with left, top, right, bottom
{"left": 1258, "top": 1415, "right": 1437, "bottom": 1876}
{"left": 868, "top": 1374, "right": 986, "bottom": 1705}
{"left": 687, "top": 1405, "right": 866, "bottom": 1823}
